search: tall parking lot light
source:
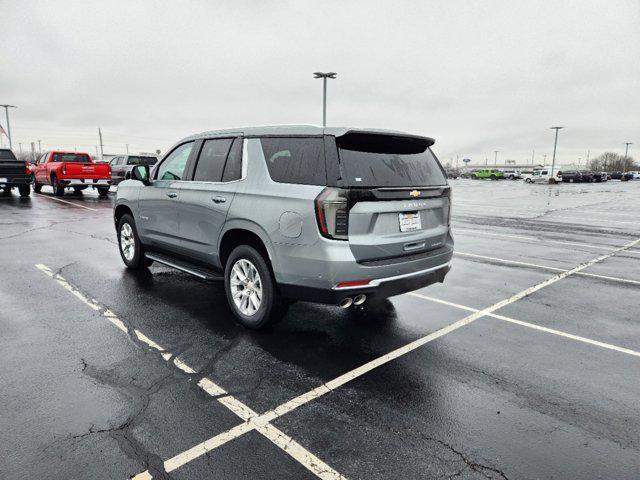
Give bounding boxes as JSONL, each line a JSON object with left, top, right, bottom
{"left": 550, "top": 126, "right": 564, "bottom": 174}
{"left": 623, "top": 142, "right": 632, "bottom": 172}
{"left": 0, "top": 104, "right": 16, "bottom": 149}
{"left": 313, "top": 72, "right": 337, "bottom": 127}
{"left": 494, "top": 150, "right": 499, "bottom": 165}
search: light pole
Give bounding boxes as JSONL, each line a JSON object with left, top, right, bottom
{"left": 494, "top": 150, "right": 499, "bottom": 165}
{"left": 0, "top": 104, "right": 17, "bottom": 149}
{"left": 623, "top": 142, "right": 632, "bottom": 172}
{"left": 550, "top": 126, "right": 563, "bottom": 174}
{"left": 313, "top": 72, "right": 337, "bottom": 127}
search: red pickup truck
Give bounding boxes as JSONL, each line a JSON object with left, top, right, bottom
{"left": 31, "top": 151, "right": 112, "bottom": 197}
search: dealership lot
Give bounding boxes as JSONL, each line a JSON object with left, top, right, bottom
{"left": 1, "top": 180, "right": 639, "bottom": 480}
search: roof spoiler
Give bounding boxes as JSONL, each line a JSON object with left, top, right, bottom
{"left": 338, "top": 130, "right": 435, "bottom": 148}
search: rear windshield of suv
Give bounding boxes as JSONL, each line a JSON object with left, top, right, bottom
{"left": 336, "top": 133, "right": 446, "bottom": 187}
{"left": 127, "top": 156, "right": 157, "bottom": 166}
{"left": 52, "top": 153, "right": 91, "bottom": 163}
{"left": 0, "top": 149, "right": 17, "bottom": 161}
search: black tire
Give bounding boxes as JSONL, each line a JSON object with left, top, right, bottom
{"left": 52, "top": 175, "right": 64, "bottom": 196}
{"left": 549, "top": 178, "right": 556, "bottom": 184}
{"left": 32, "top": 175, "right": 42, "bottom": 193}
{"left": 2, "top": 186, "right": 11, "bottom": 196}
{"left": 73, "top": 187, "right": 84, "bottom": 194}
{"left": 97, "top": 186, "right": 109, "bottom": 198}
{"left": 224, "top": 245, "right": 288, "bottom": 329}
{"left": 117, "top": 214, "right": 153, "bottom": 269}
{"left": 18, "top": 184, "right": 31, "bottom": 197}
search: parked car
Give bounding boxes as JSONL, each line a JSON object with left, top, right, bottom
{"left": 471, "top": 169, "right": 504, "bottom": 180}
{"left": 109, "top": 155, "right": 158, "bottom": 185}
{"left": 31, "top": 151, "right": 112, "bottom": 197}
{"left": 0, "top": 148, "right": 31, "bottom": 197}
{"left": 114, "top": 126, "right": 454, "bottom": 328}
{"left": 579, "top": 170, "right": 595, "bottom": 182}
{"left": 594, "top": 171, "right": 608, "bottom": 182}
{"left": 561, "top": 170, "right": 582, "bottom": 183}
{"left": 501, "top": 169, "right": 521, "bottom": 180}
{"left": 610, "top": 171, "right": 624, "bottom": 180}
{"left": 623, "top": 171, "right": 640, "bottom": 180}
{"left": 529, "top": 167, "right": 562, "bottom": 184}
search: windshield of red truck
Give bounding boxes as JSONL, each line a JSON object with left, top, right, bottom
{"left": 51, "top": 153, "right": 91, "bottom": 163}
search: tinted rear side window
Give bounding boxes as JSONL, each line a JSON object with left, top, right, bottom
{"left": 261, "top": 137, "right": 326, "bottom": 185}
{"left": 336, "top": 133, "right": 446, "bottom": 187}
{"left": 193, "top": 138, "right": 234, "bottom": 182}
{"left": 0, "top": 150, "right": 17, "bottom": 161}
{"left": 221, "top": 138, "right": 242, "bottom": 182}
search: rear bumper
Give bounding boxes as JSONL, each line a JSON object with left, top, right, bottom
{"left": 0, "top": 175, "right": 31, "bottom": 187}
{"left": 279, "top": 263, "right": 451, "bottom": 304}
{"left": 58, "top": 178, "right": 112, "bottom": 187}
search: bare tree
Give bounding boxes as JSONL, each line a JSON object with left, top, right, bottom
{"left": 589, "top": 152, "right": 637, "bottom": 171}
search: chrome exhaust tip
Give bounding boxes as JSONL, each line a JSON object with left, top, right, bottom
{"left": 353, "top": 294, "right": 367, "bottom": 306}
{"left": 339, "top": 297, "right": 353, "bottom": 309}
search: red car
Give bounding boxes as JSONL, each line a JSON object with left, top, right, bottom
{"left": 31, "top": 151, "right": 112, "bottom": 197}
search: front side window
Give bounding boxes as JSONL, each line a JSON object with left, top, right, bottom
{"left": 193, "top": 138, "right": 233, "bottom": 182}
{"left": 156, "top": 142, "right": 194, "bottom": 181}
{"left": 261, "top": 137, "right": 326, "bottom": 185}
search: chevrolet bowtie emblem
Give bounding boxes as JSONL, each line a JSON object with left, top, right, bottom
{"left": 409, "top": 190, "right": 421, "bottom": 197}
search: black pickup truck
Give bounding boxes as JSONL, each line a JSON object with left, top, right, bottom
{"left": 0, "top": 149, "right": 31, "bottom": 197}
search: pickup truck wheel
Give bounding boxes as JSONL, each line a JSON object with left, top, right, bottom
{"left": 117, "top": 214, "right": 153, "bottom": 269}
{"left": 51, "top": 175, "right": 64, "bottom": 196}
{"left": 97, "top": 186, "right": 109, "bottom": 198}
{"left": 18, "top": 184, "right": 31, "bottom": 197}
{"left": 32, "top": 176, "right": 42, "bottom": 193}
{"left": 225, "top": 245, "right": 287, "bottom": 329}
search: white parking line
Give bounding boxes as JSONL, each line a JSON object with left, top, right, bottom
{"left": 455, "top": 251, "right": 640, "bottom": 286}
{"left": 452, "top": 228, "right": 636, "bottom": 253}
{"left": 35, "top": 193, "right": 98, "bottom": 211}
{"left": 154, "top": 235, "right": 640, "bottom": 473}
{"left": 34, "top": 264, "right": 346, "bottom": 480}
{"left": 409, "top": 293, "right": 640, "bottom": 358}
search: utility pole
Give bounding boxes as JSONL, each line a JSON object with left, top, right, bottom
{"left": 37, "top": 139, "right": 41, "bottom": 153}
{"left": 550, "top": 126, "right": 564, "bottom": 174}
{"left": 18, "top": 142, "right": 22, "bottom": 153}
{"left": 313, "top": 72, "right": 337, "bottom": 127}
{"left": 126, "top": 143, "right": 129, "bottom": 154}
{"left": 531, "top": 149, "right": 535, "bottom": 165}
{"left": 494, "top": 150, "right": 499, "bottom": 166}
{"left": 623, "top": 142, "right": 632, "bottom": 172}
{"left": 98, "top": 128, "right": 104, "bottom": 160}
{"left": 0, "top": 104, "right": 16, "bottom": 149}
{"left": 30, "top": 142, "right": 36, "bottom": 163}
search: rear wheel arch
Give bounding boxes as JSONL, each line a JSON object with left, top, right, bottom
{"left": 219, "top": 227, "right": 275, "bottom": 272}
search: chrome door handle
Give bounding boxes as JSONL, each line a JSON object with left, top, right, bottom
{"left": 212, "top": 196, "right": 226, "bottom": 203}
{"left": 166, "top": 192, "right": 178, "bottom": 198}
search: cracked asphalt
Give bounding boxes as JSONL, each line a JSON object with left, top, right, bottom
{"left": 1, "top": 180, "right": 639, "bottom": 480}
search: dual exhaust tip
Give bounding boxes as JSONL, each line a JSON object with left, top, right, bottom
{"left": 339, "top": 294, "right": 367, "bottom": 308}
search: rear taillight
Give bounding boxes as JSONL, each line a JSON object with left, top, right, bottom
{"left": 25, "top": 163, "right": 30, "bottom": 174}
{"left": 315, "top": 187, "right": 349, "bottom": 240}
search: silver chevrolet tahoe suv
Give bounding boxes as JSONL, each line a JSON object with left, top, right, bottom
{"left": 114, "top": 125, "right": 453, "bottom": 329}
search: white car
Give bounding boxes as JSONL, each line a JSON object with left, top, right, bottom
{"left": 627, "top": 171, "right": 640, "bottom": 180}
{"left": 501, "top": 169, "right": 522, "bottom": 180}
{"left": 527, "top": 168, "right": 562, "bottom": 184}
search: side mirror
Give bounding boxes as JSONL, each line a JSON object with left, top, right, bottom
{"left": 130, "top": 165, "right": 150, "bottom": 185}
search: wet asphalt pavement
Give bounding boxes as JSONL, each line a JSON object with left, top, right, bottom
{"left": 1, "top": 179, "right": 639, "bottom": 480}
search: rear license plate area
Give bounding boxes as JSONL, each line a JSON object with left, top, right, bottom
{"left": 399, "top": 212, "right": 421, "bottom": 232}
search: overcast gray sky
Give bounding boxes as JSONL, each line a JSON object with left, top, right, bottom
{"left": 2, "top": 0, "right": 639, "bottom": 165}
